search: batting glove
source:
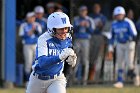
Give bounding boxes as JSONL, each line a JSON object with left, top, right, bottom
{"left": 66, "top": 53, "right": 77, "bottom": 67}
{"left": 59, "top": 48, "right": 75, "bottom": 61}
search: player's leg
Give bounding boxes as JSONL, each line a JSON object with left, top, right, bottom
{"left": 31, "top": 44, "right": 36, "bottom": 60}
{"left": 114, "top": 44, "right": 125, "bottom": 88}
{"left": 126, "top": 42, "right": 136, "bottom": 79}
{"left": 90, "top": 35, "right": 98, "bottom": 64}
{"left": 47, "top": 74, "right": 67, "bottom": 93}
{"left": 26, "top": 72, "right": 46, "bottom": 93}
{"left": 134, "top": 61, "right": 140, "bottom": 86}
{"left": 126, "top": 41, "right": 139, "bottom": 86}
{"left": 135, "top": 42, "right": 140, "bottom": 86}
{"left": 73, "top": 39, "right": 82, "bottom": 83}
{"left": 89, "top": 36, "right": 100, "bottom": 81}
{"left": 23, "top": 45, "right": 33, "bottom": 81}
{"left": 81, "top": 39, "right": 90, "bottom": 85}
{"left": 89, "top": 36, "right": 95, "bottom": 81}
{"left": 126, "top": 41, "right": 135, "bottom": 69}
{"left": 137, "top": 42, "right": 140, "bottom": 64}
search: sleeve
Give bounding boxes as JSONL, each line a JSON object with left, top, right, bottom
{"left": 136, "top": 20, "right": 140, "bottom": 32}
{"left": 35, "top": 23, "right": 42, "bottom": 35}
{"left": 136, "top": 20, "right": 140, "bottom": 38}
{"left": 37, "top": 36, "right": 61, "bottom": 68}
{"left": 42, "top": 18, "right": 48, "bottom": 31}
{"left": 87, "top": 18, "right": 95, "bottom": 34}
{"left": 19, "top": 23, "right": 29, "bottom": 39}
{"left": 90, "top": 18, "right": 96, "bottom": 30}
{"left": 101, "top": 15, "right": 107, "bottom": 26}
{"left": 19, "top": 24, "right": 25, "bottom": 36}
{"left": 73, "top": 17, "right": 80, "bottom": 32}
{"left": 125, "top": 18, "right": 137, "bottom": 37}
{"left": 109, "top": 28, "right": 114, "bottom": 44}
{"left": 37, "top": 36, "right": 48, "bottom": 57}
{"left": 108, "top": 26, "right": 114, "bottom": 52}
{"left": 38, "top": 56, "right": 61, "bottom": 68}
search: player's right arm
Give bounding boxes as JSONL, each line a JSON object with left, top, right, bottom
{"left": 19, "top": 23, "right": 28, "bottom": 38}
{"left": 106, "top": 23, "right": 115, "bottom": 60}
{"left": 73, "top": 16, "right": 80, "bottom": 32}
{"left": 108, "top": 23, "right": 115, "bottom": 52}
{"left": 19, "top": 23, "right": 34, "bottom": 38}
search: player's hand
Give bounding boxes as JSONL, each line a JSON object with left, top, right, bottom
{"left": 28, "top": 25, "right": 36, "bottom": 36}
{"left": 97, "top": 21, "right": 103, "bottom": 29}
{"left": 80, "top": 21, "right": 87, "bottom": 27}
{"left": 59, "top": 48, "right": 75, "bottom": 61}
{"left": 85, "top": 21, "right": 90, "bottom": 27}
{"left": 28, "top": 31, "right": 34, "bottom": 36}
{"left": 66, "top": 53, "right": 77, "bottom": 67}
{"left": 32, "top": 25, "right": 36, "bottom": 30}
{"left": 106, "top": 51, "right": 113, "bottom": 60}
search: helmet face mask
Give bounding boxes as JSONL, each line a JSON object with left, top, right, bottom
{"left": 47, "top": 12, "right": 73, "bottom": 39}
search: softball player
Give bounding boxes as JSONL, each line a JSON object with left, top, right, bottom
{"left": 26, "top": 12, "right": 77, "bottom": 93}
{"left": 19, "top": 12, "right": 42, "bottom": 82}
{"left": 108, "top": 6, "right": 137, "bottom": 88}
{"left": 73, "top": 6, "right": 95, "bottom": 85}
{"left": 34, "top": 6, "right": 48, "bottom": 34}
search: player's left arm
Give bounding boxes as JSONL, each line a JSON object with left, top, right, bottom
{"left": 87, "top": 17, "right": 95, "bottom": 34}
{"left": 65, "top": 38, "right": 77, "bottom": 67}
{"left": 125, "top": 18, "right": 137, "bottom": 37}
{"left": 106, "top": 23, "right": 115, "bottom": 60}
{"left": 34, "top": 23, "right": 42, "bottom": 35}
{"left": 36, "top": 36, "right": 61, "bottom": 68}
{"left": 108, "top": 23, "right": 115, "bottom": 52}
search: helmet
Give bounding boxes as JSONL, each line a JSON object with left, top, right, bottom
{"left": 47, "top": 12, "right": 73, "bottom": 35}
{"left": 79, "top": 6, "right": 87, "bottom": 11}
{"left": 113, "top": 6, "right": 125, "bottom": 16}
{"left": 26, "top": 12, "right": 35, "bottom": 18}
{"left": 34, "top": 6, "right": 44, "bottom": 13}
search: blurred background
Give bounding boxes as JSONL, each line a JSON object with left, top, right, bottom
{"left": 1, "top": 0, "right": 140, "bottom": 92}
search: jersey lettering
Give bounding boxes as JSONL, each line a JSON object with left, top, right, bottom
{"left": 114, "top": 28, "right": 127, "bottom": 33}
{"left": 49, "top": 49, "right": 61, "bottom": 56}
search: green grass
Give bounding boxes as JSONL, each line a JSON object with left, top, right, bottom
{"left": 67, "top": 86, "right": 140, "bottom": 93}
{"left": 0, "top": 86, "right": 140, "bottom": 93}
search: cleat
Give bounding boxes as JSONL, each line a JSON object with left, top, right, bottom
{"left": 134, "top": 76, "right": 140, "bottom": 87}
{"left": 113, "top": 82, "right": 123, "bottom": 88}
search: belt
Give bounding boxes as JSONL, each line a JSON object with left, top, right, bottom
{"left": 33, "top": 72, "right": 60, "bottom": 80}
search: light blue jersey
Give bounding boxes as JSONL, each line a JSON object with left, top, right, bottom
{"left": 109, "top": 18, "right": 137, "bottom": 45}
{"left": 73, "top": 16, "right": 95, "bottom": 39}
{"left": 89, "top": 13, "right": 107, "bottom": 34}
{"left": 32, "top": 32, "right": 72, "bottom": 76}
{"left": 19, "top": 22, "right": 42, "bottom": 44}
{"left": 35, "top": 18, "right": 47, "bottom": 34}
